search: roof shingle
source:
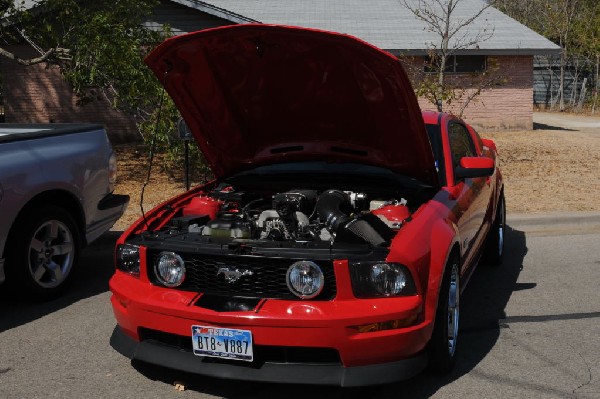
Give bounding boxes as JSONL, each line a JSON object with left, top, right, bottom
{"left": 172, "top": 0, "right": 560, "bottom": 55}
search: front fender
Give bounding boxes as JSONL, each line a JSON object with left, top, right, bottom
{"left": 423, "top": 218, "right": 459, "bottom": 337}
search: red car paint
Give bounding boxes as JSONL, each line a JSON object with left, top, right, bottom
{"left": 144, "top": 24, "right": 438, "bottom": 187}
{"left": 109, "top": 25, "right": 504, "bottom": 386}
{"left": 181, "top": 196, "right": 222, "bottom": 219}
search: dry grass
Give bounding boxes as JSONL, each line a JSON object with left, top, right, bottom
{"left": 111, "top": 125, "right": 600, "bottom": 231}
{"left": 112, "top": 144, "right": 207, "bottom": 231}
{"left": 485, "top": 128, "right": 600, "bottom": 214}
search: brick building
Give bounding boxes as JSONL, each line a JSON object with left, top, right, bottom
{"left": 1, "top": 0, "right": 560, "bottom": 137}
{"left": 1, "top": 46, "right": 137, "bottom": 141}
{"left": 403, "top": 55, "right": 536, "bottom": 130}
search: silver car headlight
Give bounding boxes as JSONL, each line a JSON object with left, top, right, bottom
{"left": 350, "top": 262, "right": 416, "bottom": 298}
{"left": 116, "top": 244, "right": 140, "bottom": 276}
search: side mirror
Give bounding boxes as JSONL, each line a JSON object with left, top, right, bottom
{"left": 455, "top": 157, "right": 495, "bottom": 179}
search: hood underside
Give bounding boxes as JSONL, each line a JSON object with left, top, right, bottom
{"left": 145, "top": 24, "right": 438, "bottom": 187}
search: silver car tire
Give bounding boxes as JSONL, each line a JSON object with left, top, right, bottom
{"left": 427, "top": 254, "right": 460, "bottom": 373}
{"left": 6, "top": 205, "right": 80, "bottom": 300}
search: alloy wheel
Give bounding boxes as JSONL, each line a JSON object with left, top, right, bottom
{"left": 28, "top": 219, "right": 75, "bottom": 289}
{"left": 447, "top": 263, "right": 460, "bottom": 356}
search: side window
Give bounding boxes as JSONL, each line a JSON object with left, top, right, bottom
{"left": 467, "top": 125, "right": 485, "bottom": 154}
{"left": 448, "top": 123, "right": 476, "bottom": 171}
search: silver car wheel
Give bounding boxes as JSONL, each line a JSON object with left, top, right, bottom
{"left": 497, "top": 197, "right": 505, "bottom": 257}
{"left": 447, "top": 263, "right": 460, "bottom": 357}
{"left": 28, "top": 219, "right": 75, "bottom": 289}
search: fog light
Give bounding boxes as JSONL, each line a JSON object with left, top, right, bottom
{"left": 154, "top": 252, "right": 186, "bottom": 287}
{"left": 286, "top": 261, "right": 324, "bottom": 299}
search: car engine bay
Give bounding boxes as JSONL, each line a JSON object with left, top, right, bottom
{"left": 149, "top": 184, "right": 416, "bottom": 249}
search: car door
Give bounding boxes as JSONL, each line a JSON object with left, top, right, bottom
{"left": 446, "top": 121, "right": 491, "bottom": 272}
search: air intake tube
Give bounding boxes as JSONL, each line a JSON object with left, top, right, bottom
{"left": 317, "top": 190, "right": 395, "bottom": 247}
{"left": 316, "top": 190, "right": 352, "bottom": 234}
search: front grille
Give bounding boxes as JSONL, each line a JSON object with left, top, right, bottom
{"left": 148, "top": 252, "right": 336, "bottom": 300}
{"left": 138, "top": 328, "right": 342, "bottom": 365}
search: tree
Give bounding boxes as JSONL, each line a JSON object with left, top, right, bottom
{"left": 401, "top": 0, "right": 498, "bottom": 114}
{"left": 0, "top": 0, "right": 179, "bottom": 144}
{"left": 496, "top": 0, "right": 600, "bottom": 112}
{"left": 539, "top": 0, "right": 582, "bottom": 111}
{"left": 0, "top": 0, "right": 213, "bottom": 183}
{"left": 573, "top": 0, "right": 600, "bottom": 113}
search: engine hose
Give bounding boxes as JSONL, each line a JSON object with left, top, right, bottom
{"left": 316, "top": 190, "right": 351, "bottom": 234}
{"left": 317, "top": 190, "right": 394, "bottom": 247}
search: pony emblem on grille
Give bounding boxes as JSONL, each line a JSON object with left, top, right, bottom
{"left": 217, "top": 267, "right": 254, "bottom": 283}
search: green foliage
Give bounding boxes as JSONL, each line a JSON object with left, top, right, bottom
{"left": 1, "top": 0, "right": 205, "bottom": 169}
{"left": 9, "top": 1, "right": 168, "bottom": 123}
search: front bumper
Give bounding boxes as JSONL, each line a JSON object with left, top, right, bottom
{"left": 110, "top": 271, "right": 432, "bottom": 385}
{"left": 110, "top": 325, "right": 427, "bottom": 387}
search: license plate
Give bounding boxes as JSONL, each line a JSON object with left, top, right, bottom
{"left": 191, "top": 325, "right": 254, "bottom": 362}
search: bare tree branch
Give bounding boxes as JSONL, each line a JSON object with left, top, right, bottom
{"left": 0, "top": 46, "right": 53, "bottom": 65}
{"left": 0, "top": 44, "right": 71, "bottom": 65}
{"left": 400, "top": 0, "right": 497, "bottom": 112}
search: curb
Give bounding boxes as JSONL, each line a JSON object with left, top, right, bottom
{"left": 507, "top": 211, "right": 600, "bottom": 235}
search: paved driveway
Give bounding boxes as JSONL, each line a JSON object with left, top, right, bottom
{"left": 533, "top": 112, "right": 600, "bottom": 132}
{"left": 1, "top": 215, "right": 599, "bottom": 398}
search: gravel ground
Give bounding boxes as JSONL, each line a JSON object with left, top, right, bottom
{"left": 111, "top": 112, "right": 600, "bottom": 231}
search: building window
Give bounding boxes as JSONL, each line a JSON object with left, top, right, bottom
{"left": 424, "top": 55, "right": 487, "bottom": 73}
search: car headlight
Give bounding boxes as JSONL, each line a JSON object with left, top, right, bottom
{"left": 154, "top": 252, "right": 186, "bottom": 287}
{"left": 350, "top": 262, "right": 416, "bottom": 298}
{"left": 286, "top": 260, "right": 324, "bottom": 299}
{"left": 116, "top": 244, "right": 140, "bottom": 276}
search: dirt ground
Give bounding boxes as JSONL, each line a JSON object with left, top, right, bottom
{"left": 111, "top": 112, "right": 600, "bottom": 231}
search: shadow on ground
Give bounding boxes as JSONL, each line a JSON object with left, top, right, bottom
{"left": 533, "top": 122, "right": 577, "bottom": 131}
{"left": 0, "top": 231, "right": 121, "bottom": 333}
{"left": 130, "top": 225, "right": 529, "bottom": 399}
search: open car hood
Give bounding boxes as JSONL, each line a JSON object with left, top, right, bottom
{"left": 145, "top": 24, "right": 439, "bottom": 187}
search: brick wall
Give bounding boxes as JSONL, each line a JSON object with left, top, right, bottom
{"left": 1, "top": 46, "right": 139, "bottom": 142}
{"left": 402, "top": 55, "right": 534, "bottom": 131}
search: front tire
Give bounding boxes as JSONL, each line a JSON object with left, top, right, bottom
{"left": 6, "top": 205, "right": 80, "bottom": 300}
{"left": 428, "top": 255, "right": 460, "bottom": 373}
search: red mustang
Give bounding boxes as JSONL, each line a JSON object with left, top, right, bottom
{"left": 109, "top": 24, "right": 504, "bottom": 386}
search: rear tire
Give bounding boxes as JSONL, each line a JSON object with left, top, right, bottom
{"left": 428, "top": 255, "right": 460, "bottom": 373}
{"left": 6, "top": 205, "right": 80, "bottom": 300}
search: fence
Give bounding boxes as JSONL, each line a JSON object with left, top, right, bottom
{"left": 534, "top": 55, "right": 598, "bottom": 111}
